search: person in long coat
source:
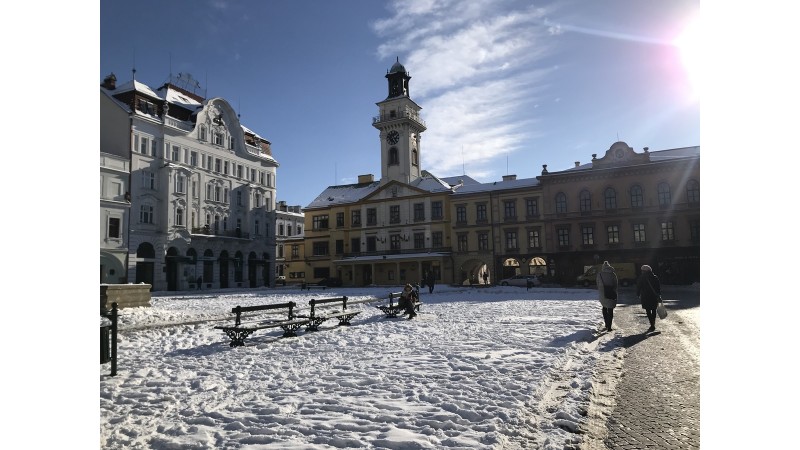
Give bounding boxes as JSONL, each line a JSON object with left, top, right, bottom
{"left": 596, "top": 261, "right": 618, "bottom": 332}
{"left": 636, "top": 264, "right": 662, "bottom": 332}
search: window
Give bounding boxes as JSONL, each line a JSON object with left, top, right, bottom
{"left": 367, "top": 236, "right": 377, "bottom": 252}
{"left": 336, "top": 212, "right": 345, "bottom": 227}
{"left": 214, "top": 186, "right": 221, "bottom": 202}
{"left": 254, "top": 220, "right": 260, "bottom": 236}
{"left": 190, "top": 151, "right": 198, "bottom": 166}
{"left": 478, "top": 232, "right": 489, "bottom": 250}
{"left": 237, "top": 191, "right": 243, "bottom": 206}
{"left": 390, "top": 234, "right": 401, "bottom": 250}
{"left": 661, "top": 222, "right": 675, "bottom": 241}
{"left": 687, "top": 180, "right": 700, "bottom": 204}
{"left": 141, "top": 171, "right": 155, "bottom": 189}
{"left": 581, "top": 226, "right": 594, "bottom": 245}
{"left": 389, "top": 148, "right": 399, "bottom": 165}
{"left": 414, "top": 203, "right": 425, "bottom": 221}
{"left": 456, "top": 206, "right": 467, "bottom": 224}
{"left": 432, "top": 231, "right": 443, "bottom": 248}
{"left": 175, "top": 175, "right": 186, "bottom": 194}
{"left": 351, "top": 238, "right": 361, "bottom": 253}
{"left": 152, "top": 139, "right": 158, "bottom": 157}
{"left": 287, "top": 224, "right": 293, "bottom": 236}
{"left": 214, "top": 159, "right": 221, "bottom": 173}
{"left": 633, "top": 223, "right": 647, "bottom": 243}
{"left": 224, "top": 161, "right": 229, "bottom": 175}
{"left": 140, "top": 205, "right": 154, "bottom": 224}
{"left": 604, "top": 188, "right": 617, "bottom": 210}
{"left": 412, "top": 149, "right": 418, "bottom": 165}
{"left": 528, "top": 230, "right": 540, "bottom": 248}
{"left": 657, "top": 182, "right": 672, "bottom": 207}
{"left": 579, "top": 190, "right": 591, "bottom": 213}
{"left": 236, "top": 218, "right": 241, "bottom": 232}
{"left": 312, "top": 215, "right": 329, "bottom": 230}
{"left": 214, "top": 132, "right": 223, "bottom": 146}
{"left": 259, "top": 172, "right": 265, "bottom": 185}
{"left": 351, "top": 210, "right": 361, "bottom": 227}
{"left": 367, "top": 208, "right": 377, "bottom": 226}
{"left": 505, "top": 231, "right": 518, "bottom": 250}
{"left": 206, "top": 184, "right": 212, "bottom": 199}
{"left": 414, "top": 232, "right": 425, "bottom": 249}
{"left": 476, "top": 204, "right": 487, "bottom": 222}
{"left": 199, "top": 125, "right": 207, "bottom": 141}
{"left": 607, "top": 225, "right": 620, "bottom": 244}
{"left": 390, "top": 205, "right": 400, "bottom": 224}
{"left": 555, "top": 192, "right": 567, "bottom": 213}
{"left": 139, "top": 136, "right": 149, "bottom": 155}
{"left": 176, "top": 208, "right": 184, "bottom": 227}
{"left": 431, "top": 201, "right": 443, "bottom": 220}
{"left": 504, "top": 200, "right": 517, "bottom": 220}
{"left": 214, "top": 215, "right": 220, "bottom": 232}
{"left": 229, "top": 137, "right": 235, "bottom": 150}
{"left": 192, "top": 180, "right": 197, "bottom": 198}
{"left": 292, "top": 245, "right": 299, "bottom": 258}
{"left": 557, "top": 228, "right": 569, "bottom": 247}
{"left": 251, "top": 168, "right": 257, "bottom": 182}
{"left": 312, "top": 241, "right": 329, "bottom": 256}
{"left": 223, "top": 188, "right": 229, "bottom": 204}
{"left": 457, "top": 233, "right": 468, "bottom": 251}
{"left": 689, "top": 219, "right": 700, "bottom": 244}
{"left": 335, "top": 240, "right": 344, "bottom": 254}
{"left": 630, "top": 185, "right": 644, "bottom": 208}
{"left": 526, "top": 199, "right": 538, "bottom": 217}
{"left": 237, "top": 165, "right": 243, "bottom": 178}
{"left": 254, "top": 192, "right": 261, "bottom": 207}
{"left": 297, "top": 225, "right": 302, "bottom": 235}
{"left": 108, "top": 217, "right": 121, "bottom": 238}
{"left": 171, "top": 145, "right": 180, "bottom": 161}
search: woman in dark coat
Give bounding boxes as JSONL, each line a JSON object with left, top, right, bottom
{"left": 636, "top": 265, "right": 662, "bottom": 332}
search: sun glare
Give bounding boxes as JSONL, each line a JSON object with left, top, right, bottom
{"left": 675, "top": 16, "right": 701, "bottom": 100}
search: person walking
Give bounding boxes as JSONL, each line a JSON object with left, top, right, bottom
{"left": 483, "top": 271, "right": 489, "bottom": 285}
{"left": 426, "top": 271, "right": 436, "bottom": 294}
{"left": 596, "top": 261, "right": 618, "bottom": 332}
{"left": 636, "top": 264, "right": 662, "bottom": 332}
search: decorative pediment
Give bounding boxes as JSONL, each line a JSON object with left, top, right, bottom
{"left": 591, "top": 141, "right": 651, "bottom": 169}
{"left": 363, "top": 180, "right": 428, "bottom": 201}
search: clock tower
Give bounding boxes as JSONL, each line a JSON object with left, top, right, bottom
{"left": 373, "top": 57, "right": 427, "bottom": 184}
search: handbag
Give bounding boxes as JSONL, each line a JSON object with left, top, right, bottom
{"left": 657, "top": 301, "right": 668, "bottom": 319}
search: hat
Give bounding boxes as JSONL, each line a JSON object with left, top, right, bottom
{"left": 641, "top": 265, "right": 652, "bottom": 272}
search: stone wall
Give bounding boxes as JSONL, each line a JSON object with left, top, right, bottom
{"left": 101, "top": 284, "right": 152, "bottom": 312}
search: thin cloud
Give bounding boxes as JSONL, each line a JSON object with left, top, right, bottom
{"left": 371, "top": 0, "right": 558, "bottom": 181}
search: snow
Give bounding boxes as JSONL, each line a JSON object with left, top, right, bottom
{"left": 100, "top": 285, "right": 626, "bottom": 449}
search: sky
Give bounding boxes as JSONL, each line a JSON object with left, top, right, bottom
{"left": 99, "top": 0, "right": 701, "bottom": 207}
{"left": 98, "top": 284, "right": 641, "bottom": 449}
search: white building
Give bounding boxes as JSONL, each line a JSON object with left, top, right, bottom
{"left": 268, "top": 201, "right": 305, "bottom": 281}
{"left": 100, "top": 150, "right": 131, "bottom": 284}
{"left": 100, "top": 72, "right": 279, "bottom": 291}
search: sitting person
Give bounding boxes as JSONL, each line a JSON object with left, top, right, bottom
{"left": 398, "top": 283, "right": 418, "bottom": 318}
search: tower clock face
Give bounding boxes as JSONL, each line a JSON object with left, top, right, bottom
{"left": 386, "top": 130, "right": 400, "bottom": 145}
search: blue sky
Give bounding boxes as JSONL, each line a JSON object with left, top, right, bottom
{"left": 100, "top": 0, "right": 700, "bottom": 207}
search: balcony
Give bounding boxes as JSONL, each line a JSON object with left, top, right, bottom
{"left": 191, "top": 226, "right": 251, "bottom": 239}
{"left": 372, "top": 109, "right": 426, "bottom": 128}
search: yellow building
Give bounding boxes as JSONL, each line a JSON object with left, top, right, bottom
{"left": 302, "top": 61, "right": 700, "bottom": 287}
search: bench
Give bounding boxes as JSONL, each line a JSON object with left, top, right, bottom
{"left": 214, "top": 301, "right": 310, "bottom": 347}
{"left": 301, "top": 282, "right": 327, "bottom": 291}
{"left": 376, "top": 289, "right": 422, "bottom": 318}
{"left": 300, "top": 296, "right": 361, "bottom": 331}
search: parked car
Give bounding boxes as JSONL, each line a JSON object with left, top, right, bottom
{"left": 316, "top": 277, "right": 343, "bottom": 287}
{"left": 276, "top": 275, "right": 286, "bottom": 286}
{"left": 498, "top": 275, "right": 542, "bottom": 287}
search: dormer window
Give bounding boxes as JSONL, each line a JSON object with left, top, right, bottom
{"left": 199, "top": 125, "right": 207, "bottom": 141}
{"left": 214, "top": 132, "right": 223, "bottom": 146}
{"left": 229, "top": 137, "right": 235, "bottom": 150}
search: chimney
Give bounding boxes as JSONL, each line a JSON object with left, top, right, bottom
{"left": 575, "top": 161, "right": 580, "bottom": 167}
{"left": 102, "top": 73, "right": 117, "bottom": 90}
{"left": 358, "top": 174, "right": 375, "bottom": 183}
{"left": 502, "top": 175, "right": 517, "bottom": 181}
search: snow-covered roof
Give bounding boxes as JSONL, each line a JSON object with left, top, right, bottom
{"left": 305, "top": 181, "right": 382, "bottom": 210}
{"left": 452, "top": 176, "right": 540, "bottom": 195}
{"left": 158, "top": 86, "right": 202, "bottom": 110}
{"left": 113, "top": 79, "right": 163, "bottom": 100}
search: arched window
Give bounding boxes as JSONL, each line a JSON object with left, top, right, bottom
{"left": 657, "top": 182, "right": 672, "bottom": 207}
{"left": 412, "top": 149, "right": 418, "bottom": 166}
{"left": 389, "top": 148, "right": 399, "bottom": 165}
{"left": 555, "top": 192, "right": 567, "bottom": 213}
{"left": 579, "top": 190, "right": 591, "bottom": 212}
{"left": 686, "top": 180, "right": 700, "bottom": 204}
{"left": 630, "top": 185, "right": 643, "bottom": 208}
{"left": 604, "top": 187, "right": 617, "bottom": 210}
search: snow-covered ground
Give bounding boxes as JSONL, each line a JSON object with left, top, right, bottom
{"left": 100, "top": 285, "right": 626, "bottom": 449}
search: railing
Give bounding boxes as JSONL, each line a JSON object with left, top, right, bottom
{"left": 164, "top": 117, "right": 193, "bottom": 132}
{"left": 191, "top": 226, "right": 251, "bottom": 239}
{"left": 372, "top": 109, "right": 426, "bottom": 128}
